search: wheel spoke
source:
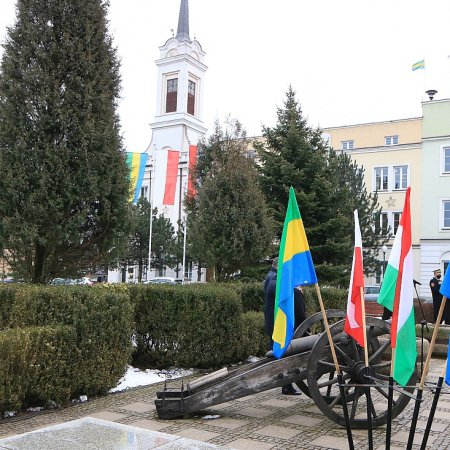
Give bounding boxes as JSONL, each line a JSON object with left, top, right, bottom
{"left": 318, "top": 374, "right": 339, "bottom": 389}
{"left": 369, "top": 339, "right": 390, "bottom": 363}
{"left": 334, "top": 344, "right": 353, "bottom": 365}
{"left": 350, "top": 387, "right": 363, "bottom": 419}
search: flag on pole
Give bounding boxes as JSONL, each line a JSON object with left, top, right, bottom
{"left": 445, "top": 336, "right": 450, "bottom": 386}
{"left": 187, "top": 144, "right": 197, "bottom": 199}
{"left": 163, "top": 150, "right": 180, "bottom": 205}
{"left": 344, "top": 210, "right": 365, "bottom": 347}
{"left": 126, "top": 152, "right": 148, "bottom": 204}
{"left": 444, "top": 335, "right": 450, "bottom": 386}
{"left": 272, "top": 187, "right": 317, "bottom": 359}
{"left": 378, "top": 187, "right": 417, "bottom": 386}
{"left": 440, "top": 269, "right": 450, "bottom": 298}
{"left": 412, "top": 59, "right": 425, "bottom": 71}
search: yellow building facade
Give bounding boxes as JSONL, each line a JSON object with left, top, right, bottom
{"left": 323, "top": 117, "right": 423, "bottom": 289}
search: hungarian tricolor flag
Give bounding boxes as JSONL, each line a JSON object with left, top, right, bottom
{"left": 344, "top": 210, "right": 365, "bottom": 347}
{"left": 377, "top": 187, "right": 416, "bottom": 386}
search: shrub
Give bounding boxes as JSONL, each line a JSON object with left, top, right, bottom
{"left": 0, "top": 326, "right": 77, "bottom": 411}
{"left": 0, "top": 285, "right": 134, "bottom": 401}
{"left": 131, "top": 283, "right": 245, "bottom": 369}
{"left": 238, "top": 311, "right": 268, "bottom": 358}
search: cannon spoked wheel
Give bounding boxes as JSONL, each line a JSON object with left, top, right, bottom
{"left": 306, "top": 316, "right": 416, "bottom": 429}
{"left": 292, "top": 309, "right": 345, "bottom": 397}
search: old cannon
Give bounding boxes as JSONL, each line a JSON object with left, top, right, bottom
{"left": 155, "top": 310, "right": 416, "bottom": 429}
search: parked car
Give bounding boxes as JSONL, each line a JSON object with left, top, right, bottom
{"left": 364, "top": 285, "right": 380, "bottom": 301}
{"left": 145, "top": 277, "right": 178, "bottom": 285}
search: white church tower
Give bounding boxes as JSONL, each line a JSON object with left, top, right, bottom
{"left": 144, "top": 0, "right": 207, "bottom": 280}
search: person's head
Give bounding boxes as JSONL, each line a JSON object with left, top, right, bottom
{"left": 434, "top": 269, "right": 442, "bottom": 279}
{"left": 272, "top": 257, "right": 278, "bottom": 269}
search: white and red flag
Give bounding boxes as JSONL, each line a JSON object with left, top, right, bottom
{"left": 344, "top": 209, "right": 365, "bottom": 347}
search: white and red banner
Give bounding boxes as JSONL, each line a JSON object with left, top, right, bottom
{"left": 344, "top": 209, "right": 365, "bottom": 347}
{"left": 162, "top": 149, "right": 180, "bottom": 205}
{"left": 187, "top": 144, "right": 197, "bottom": 199}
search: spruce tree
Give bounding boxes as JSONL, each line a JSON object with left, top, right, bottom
{"left": 257, "top": 88, "right": 384, "bottom": 285}
{"left": 187, "top": 119, "right": 273, "bottom": 281}
{"left": 0, "top": 0, "right": 129, "bottom": 283}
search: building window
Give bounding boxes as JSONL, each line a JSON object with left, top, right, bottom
{"left": 184, "top": 261, "right": 193, "bottom": 280}
{"left": 442, "top": 200, "right": 450, "bottom": 229}
{"left": 374, "top": 167, "right": 389, "bottom": 191}
{"left": 342, "top": 140, "right": 354, "bottom": 150}
{"left": 393, "top": 165, "right": 408, "bottom": 190}
{"left": 443, "top": 147, "right": 450, "bottom": 173}
{"left": 393, "top": 212, "right": 401, "bottom": 235}
{"left": 381, "top": 212, "right": 389, "bottom": 235}
{"left": 165, "top": 78, "right": 178, "bottom": 113}
{"left": 187, "top": 80, "right": 196, "bottom": 115}
{"left": 140, "top": 186, "right": 148, "bottom": 200}
{"left": 385, "top": 135, "right": 398, "bottom": 146}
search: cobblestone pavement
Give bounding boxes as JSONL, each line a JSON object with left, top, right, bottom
{"left": 0, "top": 359, "right": 449, "bottom": 450}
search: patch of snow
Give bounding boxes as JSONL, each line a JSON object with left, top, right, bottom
{"left": 26, "top": 407, "right": 44, "bottom": 412}
{"left": 109, "top": 366, "right": 193, "bottom": 393}
{"left": 79, "top": 395, "right": 88, "bottom": 403}
{"left": 202, "top": 414, "right": 220, "bottom": 420}
{"left": 3, "top": 411, "right": 15, "bottom": 418}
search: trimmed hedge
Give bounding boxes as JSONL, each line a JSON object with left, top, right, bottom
{"left": 131, "top": 283, "right": 248, "bottom": 369}
{"left": 0, "top": 325, "right": 77, "bottom": 411}
{"left": 0, "top": 285, "right": 134, "bottom": 412}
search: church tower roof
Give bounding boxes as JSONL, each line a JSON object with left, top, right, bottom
{"left": 176, "top": 0, "right": 190, "bottom": 42}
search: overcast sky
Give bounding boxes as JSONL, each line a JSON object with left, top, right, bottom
{"left": 1, "top": 0, "right": 449, "bottom": 152}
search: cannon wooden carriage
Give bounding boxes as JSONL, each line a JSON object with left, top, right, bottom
{"left": 155, "top": 310, "right": 416, "bottom": 428}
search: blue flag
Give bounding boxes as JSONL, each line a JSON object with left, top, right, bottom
{"left": 440, "top": 270, "right": 450, "bottom": 298}
{"left": 446, "top": 336, "right": 450, "bottom": 386}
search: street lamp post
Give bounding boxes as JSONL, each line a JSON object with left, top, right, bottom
{"left": 382, "top": 245, "right": 387, "bottom": 281}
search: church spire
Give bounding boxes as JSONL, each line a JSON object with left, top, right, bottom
{"left": 176, "top": 0, "right": 190, "bottom": 42}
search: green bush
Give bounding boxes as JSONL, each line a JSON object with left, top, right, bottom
{"left": 0, "top": 285, "right": 17, "bottom": 328}
{"left": 238, "top": 311, "right": 268, "bottom": 358}
{"left": 231, "top": 282, "right": 264, "bottom": 312}
{"left": 0, "top": 326, "right": 77, "bottom": 411}
{"left": 303, "top": 286, "right": 348, "bottom": 317}
{"left": 0, "top": 285, "right": 134, "bottom": 404}
{"left": 131, "top": 283, "right": 248, "bottom": 369}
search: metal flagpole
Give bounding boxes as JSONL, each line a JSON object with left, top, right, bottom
{"left": 420, "top": 362, "right": 447, "bottom": 450}
{"left": 314, "top": 284, "right": 354, "bottom": 450}
{"left": 360, "top": 286, "right": 373, "bottom": 450}
{"left": 147, "top": 158, "right": 154, "bottom": 281}
{"left": 406, "top": 295, "right": 448, "bottom": 450}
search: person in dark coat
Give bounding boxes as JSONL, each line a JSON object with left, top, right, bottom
{"left": 264, "top": 257, "right": 301, "bottom": 395}
{"left": 430, "top": 268, "right": 450, "bottom": 324}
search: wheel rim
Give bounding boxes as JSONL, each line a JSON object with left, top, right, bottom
{"left": 306, "top": 317, "right": 416, "bottom": 429}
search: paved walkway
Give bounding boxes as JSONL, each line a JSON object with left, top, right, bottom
{"left": 0, "top": 359, "right": 449, "bottom": 449}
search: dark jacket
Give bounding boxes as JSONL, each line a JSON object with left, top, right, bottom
{"left": 264, "top": 267, "right": 277, "bottom": 336}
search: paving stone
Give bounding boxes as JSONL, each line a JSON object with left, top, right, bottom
{"left": 391, "top": 430, "right": 436, "bottom": 445}
{"left": 175, "top": 428, "right": 220, "bottom": 441}
{"left": 260, "top": 398, "right": 298, "bottom": 408}
{"left": 128, "top": 418, "right": 171, "bottom": 431}
{"left": 88, "top": 411, "right": 128, "bottom": 422}
{"left": 235, "top": 407, "right": 274, "bottom": 418}
{"left": 281, "top": 414, "right": 324, "bottom": 427}
{"left": 421, "top": 409, "right": 450, "bottom": 420}
{"left": 416, "top": 419, "right": 448, "bottom": 432}
{"left": 226, "top": 438, "right": 274, "bottom": 449}
{"left": 120, "top": 401, "right": 153, "bottom": 413}
{"left": 309, "top": 435, "right": 352, "bottom": 449}
{"left": 255, "top": 424, "right": 300, "bottom": 439}
{"left": 207, "top": 417, "right": 249, "bottom": 429}
{"left": 303, "top": 405, "right": 322, "bottom": 415}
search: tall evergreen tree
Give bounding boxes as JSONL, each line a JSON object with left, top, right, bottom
{"left": 187, "top": 119, "right": 273, "bottom": 281}
{"left": 124, "top": 197, "right": 151, "bottom": 283}
{"left": 0, "top": 0, "right": 129, "bottom": 283}
{"left": 257, "top": 88, "right": 384, "bottom": 285}
{"left": 150, "top": 208, "right": 177, "bottom": 277}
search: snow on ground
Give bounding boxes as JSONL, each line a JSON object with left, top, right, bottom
{"left": 109, "top": 366, "right": 194, "bottom": 393}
